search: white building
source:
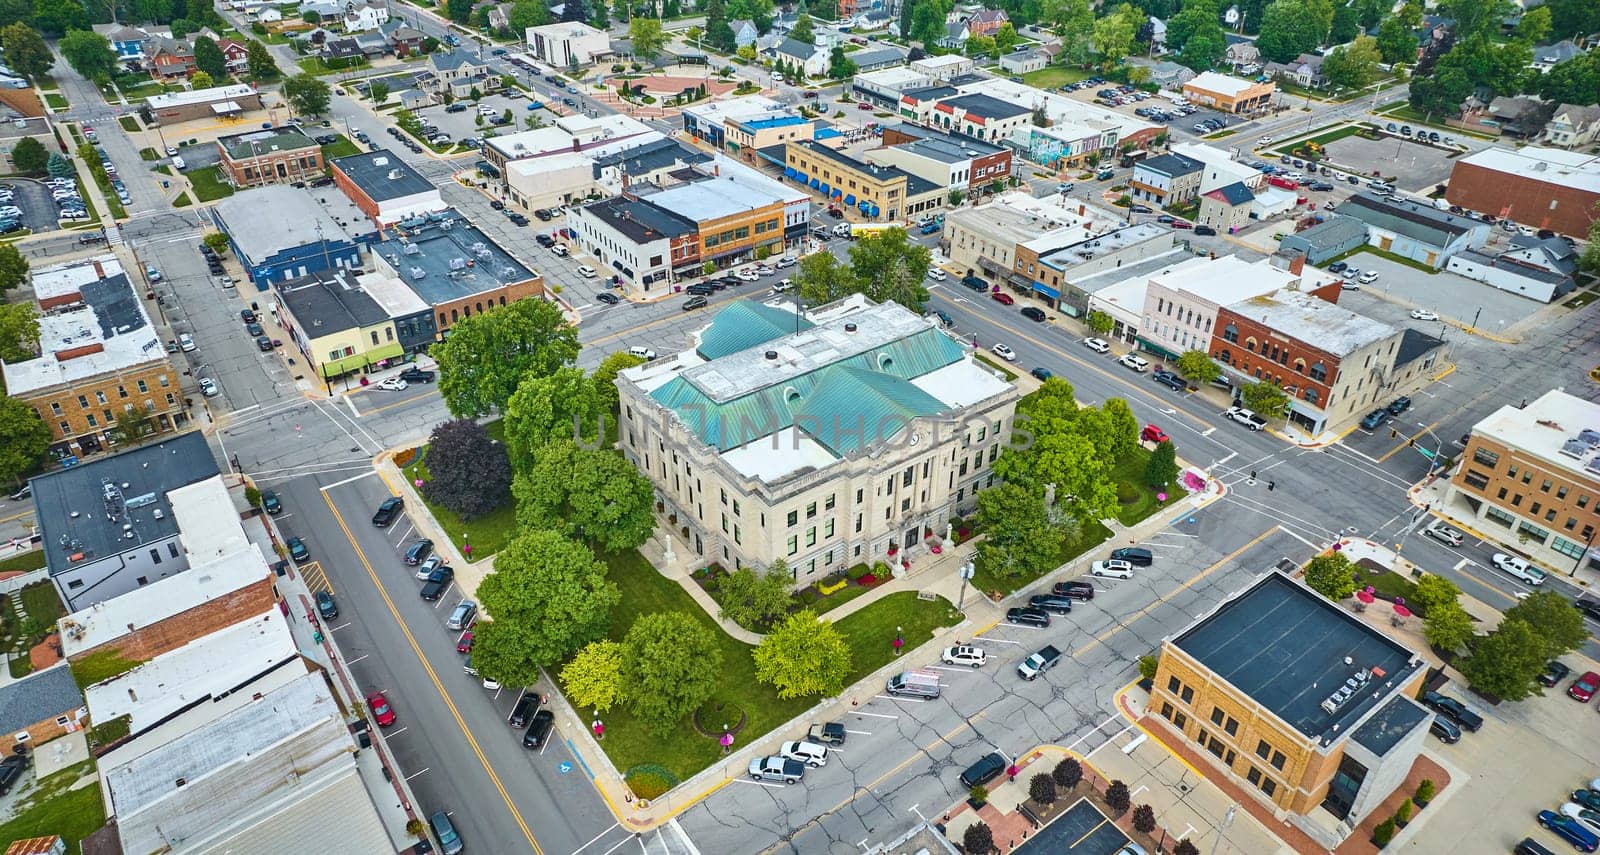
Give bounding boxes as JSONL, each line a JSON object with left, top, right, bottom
{"left": 1170, "top": 142, "right": 1267, "bottom": 193}
{"left": 1139, "top": 254, "right": 1330, "bottom": 359}
{"left": 910, "top": 54, "right": 974, "bottom": 80}
{"left": 616, "top": 296, "right": 1019, "bottom": 581}
{"left": 340, "top": 0, "right": 389, "bottom": 31}
{"left": 567, "top": 196, "right": 695, "bottom": 292}
{"left": 483, "top": 113, "right": 656, "bottom": 173}
{"left": 505, "top": 151, "right": 602, "bottom": 211}
{"left": 526, "top": 20, "right": 610, "bottom": 68}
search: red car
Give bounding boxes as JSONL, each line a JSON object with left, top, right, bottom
{"left": 1140, "top": 424, "right": 1169, "bottom": 444}
{"left": 990, "top": 291, "right": 1015, "bottom": 305}
{"left": 366, "top": 691, "right": 397, "bottom": 726}
{"left": 857, "top": 102, "right": 872, "bottom": 110}
{"left": 1569, "top": 671, "right": 1600, "bottom": 702}
{"left": 456, "top": 630, "right": 475, "bottom": 653}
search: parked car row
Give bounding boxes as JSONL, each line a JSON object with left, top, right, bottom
{"left": 1532, "top": 777, "right": 1600, "bottom": 852}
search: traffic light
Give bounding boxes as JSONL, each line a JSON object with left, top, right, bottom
{"left": 1408, "top": 438, "right": 1415, "bottom": 447}
{"left": 1391, "top": 428, "right": 1399, "bottom": 438}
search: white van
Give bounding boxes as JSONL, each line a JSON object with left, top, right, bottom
{"left": 478, "top": 105, "right": 498, "bottom": 117}
{"left": 627, "top": 346, "right": 657, "bottom": 360}
{"left": 886, "top": 670, "right": 941, "bottom": 698}
{"left": 171, "top": 155, "right": 186, "bottom": 170}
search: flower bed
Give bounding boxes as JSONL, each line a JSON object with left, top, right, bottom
{"left": 818, "top": 575, "right": 849, "bottom": 596}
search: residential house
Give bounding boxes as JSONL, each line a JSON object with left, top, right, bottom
{"left": 1198, "top": 181, "right": 1255, "bottom": 232}
{"left": 487, "top": 4, "right": 509, "bottom": 31}
{"left": 1530, "top": 39, "right": 1581, "bottom": 73}
{"left": 937, "top": 21, "right": 970, "bottom": 50}
{"left": 147, "top": 38, "right": 195, "bottom": 80}
{"left": 381, "top": 20, "right": 426, "bottom": 56}
{"left": 1130, "top": 152, "right": 1203, "bottom": 206}
{"left": 965, "top": 8, "right": 1008, "bottom": 36}
{"left": 342, "top": 0, "right": 390, "bottom": 32}
{"left": 773, "top": 38, "right": 826, "bottom": 78}
{"left": 1543, "top": 103, "right": 1600, "bottom": 148}
{"left": 321, "top": 37, "right": 366, "bottom": 63}
{"left": 852, "top": 44, "right": 909, "bottom": 72}
{"left": 103, "top": 25, "right": 152, "bottom": 69}
{"left": 1266, "top": 53, "right": 1326, "bottom": 87}
{"left": 998, "top": 49, "right": 1046, "bottom": 74}
{"left": 299, "top": 0, "right": 344, "bottom": 18}
{"left": 1487, "top": 95, "right": 1553, "bottom": 137}
{"left": 1224, "top": 40, "right": 1259, "bottom": 72}
{"left": 217, "top": 38, "right": 250, "bottom": 73}
{"left": 1149, "top": 60, "right": 1195, "bottom": 89}
{"left": 729, "top": 19, "right": 759, "bottom": 48}
{"left": 428, "top": 48, "right": 503, "bottom": 98}
{"left": 255, "top": 7, "right": 282, "bottom": 22}
{"left": 1147, "top": 17, "right": 1167, "bottom": 53}
{"left": 0, "top": 666, "right": 85, "bottom": 755}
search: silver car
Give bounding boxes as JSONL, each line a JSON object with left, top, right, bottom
{"left": 1424, "top": 523, "right": 1463, "bottom": 547}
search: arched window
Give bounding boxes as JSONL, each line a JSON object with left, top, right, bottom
{"left": 450, "top": 309, "right": 459, "bottom": 323}
{"left": 1293, "top": 358, "right": 1307, "bottom": 375}
{"left": 1245, "top": 337, "right": 1258, "bottom": 353}
{"left": 1222, "top": 324, "right": 1238, "bottom": 343}
{"left": 1309, "top": 362, "right": 1327, "bottom": 382}
{"left": 1218, "top": 348, "right": 1232, "bottom": 365}
{"left": 1304, "top": 387, "right": 1320, "bottom": 404}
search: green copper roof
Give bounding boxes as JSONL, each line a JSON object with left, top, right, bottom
{"left": 695, "top": 301, "right": 814, "bottom": 360}
{"left": 793, "top": 365, "right": 947, "bottom": 454}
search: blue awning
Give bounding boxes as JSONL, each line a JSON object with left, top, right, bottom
{"left": 809, "top": 177, "right": 820, "bottom": 189}
{"left": 821, "top": 182, "right": 831, "bottom": 194}
{"left": 871, "top": 205, "right": 880, "bottom": 216}
{"left": 783, "top": 167, "right": 796, "bottom": 178}
{"left": 844, "top": 194, "right": 856, "bottom": 205}
{"left": 1032, "top": 282, "right": 1061, "bottom": 299}
{"left": 832, "top": 188, "right": 843, "bottom": 198}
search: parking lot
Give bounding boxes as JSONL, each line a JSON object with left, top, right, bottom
{"left": 1014, "top": 799, "right": 1133, "bottom": 855}
{"left": 0, "top": 178, "right": 66, "bottom": 234}
{"left": 1324, "top": 133, "right": 1460, "bottom": 190}
{"left": 1333, "top": 253, "right": 1553, "bottom": 333}
{"left": 409, "top": 91, "right": 560, "bottom": 145}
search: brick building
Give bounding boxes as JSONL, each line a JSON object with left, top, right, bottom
{"left": 330, "top": 149, "right": 446, "bottom": 227}
{"left": 1445, "top": 389, "right": 1600, "bottom": 574}
{"left": 216, "top": 127, "right": 324, "bottom": 188}
{"left": 870, "top": 124, "right": 1013, "bottom": 196}
{"left": 367, "top": 212, "right": 544, "bottom": 333}
{"left": 0, "top": 666, "right": 86, "bottom": 755}
{"left": 0, "top": 255, "right": 187, "bottom": 462}
{"left": 1150, "top": 572, "right": 1430, "bottom": 849}
{"left": 145, "top": 83, "right": 261, "bottom": 124}
{"left": 1444, "top": 146, "right": 1600, "bottom": 239}
{"left": 1182, "top": 71, "right": 1276, "bottom": 114}
{"left": 783, "top": 140, "right": 945, "bottom": 222}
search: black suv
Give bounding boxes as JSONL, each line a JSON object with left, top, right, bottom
{"left": 1386, "top": 396, "right": 1412, "bottom": 415}
{"left": 522, "top": 710, "right": 555, "bottom": 748}
{"left": 372, "top": 496, "right": 404, "bottom": 527}
{"left": 1028, "top": 594, "right": 1074, "bottom": 614}
{"left": 404, "top": 539, "right": 434, "bottom": 565}
{"left": 509, "top": 693, "right": 539, "bottom": 727}
{"left": 1053, "top": 580, "right": 1095, "bottom": 600}
{"left": 1151, "top": 370, "right": 1185, "bottom": 391}
{"left": 1575, "top": 598, "right": 1600, "bottom": 621}
{"left": 1020, "top": 306, "right": 1046, "bottom": 322}
{"left": 1419, "top": 691, "right": 1482, "bottom": 731}
{"left": 1005, "top": 606, "right": 1050, "bottom": 627}
{"left": 420, "top": 565, "right": 455, "bottom": 600}
{"left": 0, "top": 755, "right": 26, "bottom": 796}
{"left": 316, "top": 590, "right": 339, "bottom": 620}
{"left": 261, "top": 489, "right": 282, "bottom": 515}
{"left": 962, "top": 275, "right": 988, "bottom": 293}
{"left": 398, "top": 367, "right": 435, "bottom": 383}
{"left": 958, "top": 752, "right": 1007, "bottom": 788}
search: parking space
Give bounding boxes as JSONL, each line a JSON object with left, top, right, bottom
{"left": 0, "top": 178, "right": 64, "bottom": 234}
{"left": 1013, "top": 798, "right": 1131, "bottom": 855}
{"left": 1323, "top": 133, "right": 1459, "bottom": 190}
{"left": 413, "top": 92, "right": 552, "bottom": 144}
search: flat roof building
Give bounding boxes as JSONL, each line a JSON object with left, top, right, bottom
{"left": 782, "top": 139, "right": 944, "bottom": 222}
{"left": 370, "top": 210, "right": 544, "bottom": 333}
{"left": 1444, "top": 146, "right": 1600, "bottom": 238}
{"left": 1447, "top": 389, "right": 1600, "bottom": 574}
{"left": 1151, "top": 571, "right": 1429, "bottom": 848}
{"left": 1334, "top": 192, "right": 1489, "bottom": 269}
{"left": 331, "top": 149, "right": 445, "bottom": 226}
{"left": 1182, "top": 71, "right": 1275, "bottom": 114}
{"left": 211, "top": 185, "right": 368, "bottom": 286}
{"left": 145, "top": 82, "right": 262, "bottom": 123}
{"left": 617, "top": 295, "right": 1019, "bottom": 583}
{"left": 1, "top": 255, "right": 188, "bottom": 461}
{"left": 567, "top": 196, "right": 696, "bottom": 293}
{"left": 869, "top": 124, "right": 1013, "bottom": 195}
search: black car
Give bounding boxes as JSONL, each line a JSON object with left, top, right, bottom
{"left": 398, "top": 367, "right": 435, "bottom": 383}
{"left": 1539, "top": 660, "right": 1572, "bottom": 688}
{"left": 246, "top": 322, "right": 264, "bottom": 337}
{"left": 1028, "top": 594, "right": 1074, "bottom": 614}
{"left": 522, "top": 710, "right": 555, "bottom": 748}
{"left": 509, "top": 214, "right": 529, "bottom": 226}
{"left": 372, "top": 496, "right": 404, "bottom": 527}
{"left": 961, "top": 275, "right": 988, "bottom": 293}
{"left": 1194, "top": 225, "right": 1217, "bottom": 236}
{"left": 314, "top": 134, "right": 338, "bottom": 144}
{"left": 958, "top": 751, "right": 1007, "bottom": 788}
{"left": 1151, "top": 370, "right": 1185, "bottom": 391}
{"left": 1031, "top": 367, "right": 1052, "bottom": 381}
{"left": 1005, "top": 606, "right": 1050, "bottom": 627}
{"left": 316, "top": 590, "right": 339, "bottom": 620}
{"left": 256, "top": 335, "right": 274, "bottom": 351}
{"left": 0, "top": 755, "right": 26, "bottom": 796}
{"left": 1129, "top": 204, "right": 1154, "bottom": 214}
{"left": 535, "top": 234, "right": 555, "bottom": 247}
{"left": 596, "top": 292, "right": 621, "bottom": 305}
{"left": 509, "top": 693, "right": 539, "bottom": 727}
{"left": 1328, "top": 261, "right": 1348, "bottom": 273}
{"left": 1052, "top": 579, "right": 1095, "bottom": 600}
{"left": 533, "top": 208, "right": 553, "bottom": 221}
{"left": 261, "top": 489, "right": 282, "bottom": 515}
{"left": 1429, "top": 715, "right": 1461, "bottom": 744}
{"left": 1020, "top": 306, "right": 1046, "bottom": 322}
{"left": 683, "top": 295, "right": 708, "bottom": 310}
{"left": 1386, "top": 396, "right": 1412, "bottom": 415}
{"left": 404, "top": 539, "right": 434, "bottom": 565}
{"left": 685, "top": 283, "right": 716, "bottom": 296}
{"left": 490, "top": 200, "right": 504, "bottom": 210}
{"left": 1419, "top": 691, "right": 1483, "bottom": 731}
{"left": 287, "top": 536, "right": 309, "bottom": 563}
{"left": 1576, "top": 598, "right": 1600, "bottom": 621}
{"left": 1309, "top": 182, "right": 1334, "bottom": 192}
{"left": 240, "top": 308, "right": 257, "bottom": 323}
{"left": 420, "top": 565, "right": 455, "bottom": 600}
{"left": 445, "top": 103, "right": 468, "bottom": 113}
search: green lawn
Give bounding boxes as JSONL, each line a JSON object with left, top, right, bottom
{"left": 297, "top": 56, "right": 368, "bottom": 76}
{"left": 972, "top": 518, "right": 1114, "bottom": 596}
{"left": 1330, "top": 244, "right": 1439, "bottom": 275}
{"left": 0, "top": 550, "right": 45, "bottom": 574}
{"left": 20, "top": 581, "right": 63, "bottom": 626}
{"left": 1021, "top": 66, "right": 1090, "bottom": 90}
{"left": 320, "top": 134, "right": 362, "bottom": 159}
{"left": 974, "top": 352, "right": 1018, "bottom": 381}
{"left": 44, "top": 93, "right": 68, "bottom": 110}
{"left": 187, "top": 167, "right": 236, "bottom": 203}
{"left": 138, "top": 147, "right": 159, "bottom": 161}
{"left": 400, "top": 422, "right": 519, "bottom": 560}
{"left": 119, "top": 116, "right": 142, "bottom": 132}
{"left": 1377, "top": 104, "right": 1497, "bottom": 140}
{"left": 587, "top": 549, "right": 959, "bottom": 796}
{"left": 36, "top": 75, "right": 58, "bottom": 91}
{"left": 0, "top": 763, "right": 105, "bottom": 855}
{"left": 1110, "top": 447, "right": 1185, "bottom": 527}
{"left": 172, "top": 192, "right": 193, "bottom": 208}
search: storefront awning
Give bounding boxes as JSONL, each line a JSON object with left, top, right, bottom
{"left": 1032, "top": 282, "right": 1060, "bottom": 299}
{"left": 366, "top": 341, "right": 405, "bottom": 364}
{"left": 319, "top": 352, "right": 369, "bottom": 378}
{"left": 844, "top": 194, "right": 856, "bottom": 205}
{"left": 211, "top": 101, "right": 242, "bottom": 114}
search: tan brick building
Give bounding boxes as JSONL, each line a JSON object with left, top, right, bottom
{"left": 216, "top": 127, "right": 325, "bottom": 188}
{"left": 0, "top": 255, "right": 187, "bottom": 461}
{"left": 1445, "top": 389, "right": 1600, "bottom": 574}
{"left": 1149, "top": 572, "right": 1431, "bottom": 849}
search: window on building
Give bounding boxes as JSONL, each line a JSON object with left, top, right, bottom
{"left": 1168, "top": 676, "right": 1181, "bottom": 694}
{"left": 1473, "top": 448, "right": 1500, "bottom": 467}
{"left": 807, "top": 501, "right": 817, "bottom": 519}
{"left": 787, "top": 535, "right": 797, "bottom": 555}
{"left": 1180, "top": 686, "right": 1194, "bottom": 704}
{"left": 1210, "top": 708, "right": 1225, "bottom": 726}
{"left": 825, "top": 518, "right": 834, "bottom": 538}
{"left": 788, "top": 510, "right": 798, "bottom": 527}
{"left": 1270, "top": 750, "right": 1286, "bottom": 771}
{"left": 1256, "top": 740, "right": 1270, "bottom": 759}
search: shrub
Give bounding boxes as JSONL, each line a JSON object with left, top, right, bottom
{"left": 1105, "top": 780, "right": 1131, "bottom": 816}
{"left": 962, "top": 820, "right": 994, "bottom": 854}
{"left": 1394, "top": 800, "right": 1412, "bottom": 825}
{"left": 1132, "top": 803, "right": 1157, "bottom": 834}
{"left": 244, "top": 485, "right": 262, "bottom": 508}
{"left": 1415, "top": 778, "right": 1435, "bottom": 804}
{"left": 968, "top": 784, "right": 988, "bottom": 805}
{"left": 1029, "top": 773, "right": 1057, "bottom": 805}
{"left": 1174, "top": 842, "right": 1199, "bottom": 855}
{"left": 1137, "top": 655, "right": 1159, "bottom": 682}
{"left": 1052, "top": 758, "right": 1082, "bottom": 789}
{"left": 1372, "top": 817, "right": 1395, "bottom": 846}
{"left": 846, "top": 563, "right": 870, "bottom": 580}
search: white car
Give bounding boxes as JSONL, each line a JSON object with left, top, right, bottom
{"left": 736, "top": 269, "right": 761, "bottom": 282}
{"left": 1090, "top": 560, "right": 1134, "bottom": 579}
{"left": 1224, "top": 406, "right": 1267, "bottom": 430}
{"left": 1340, "top": 266, "right": 1359, "bottom": 279}
{"left": 1284, "top": 171, "right": 1303, "bottom": 182}
{"left": 775, "top": 255, "right": 797, "bottom": 268}
{"left": 1561, "top": 803, "right": 1600, "bottom": 838}
{"left": 415, "top": 554, "right": 445, "bottom": 580}
{"left": 991, "top": 343, "right": 1017, "bottom": 362}
{"left": 577, "top": 265, "right": 597, "bottom": 278}
{"left": 165, "top": 146, "right": 178, "bottom": 156}
{"left": 178, "top": 333, "right": 196, "bottom": 352}
{"left": 1410, "top": 309, "right": 1438, "bottom": 321}
{"left": 198, "top": 377, "right": 218, "bottom": 397}
{"left": 754, "top": 265, "right": 775, "bottom": 277}
{"left": 1424, "top": 523, "right": 1463, "bottom": 547}
{"left": 1119, "top": 353, "right": 1150, "bottom": 372}
{"left": 778, "top": 740, "right": 828, "bottom": 767}
{"left": 1082, "top": 337, "right": 1110, "bottom": 353}
{"left": 376, "top": 377, "right": 409, "bottom": 391}
{"left": 1490, "top": 552, "right": 1546, "bottom": 585}
{"left": 941, "top": 644, "right": 987, "bottom": 668}
{"left": 925, "top": 268, "right": 947, "bottom": 281}
{"left": 1358, "top": 270, "right": 1379, "bottom": 284}
{"left": 1258, "top": 136, "right": 1273, "bottom": 145}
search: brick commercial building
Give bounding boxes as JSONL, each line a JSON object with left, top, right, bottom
{"left": 783, "top": 140, "right": 945, "bottom": 222}
{"left": 1, "top": 255, "right": 187, "bottom": 461}
{"left": 1182, "top": 71, "right": 1275, "bottom": 114}
{"left": 330, "top": 149, "right": 446, "bottom": 227}
{"left": 216, "top": 127, "right": 323, "bottom": 188}
{"left": 1445, "top": 389, "right": 1600, "bottom": 574}
{"left": 1150, "top": 572, "right": 1431, "bottom": 849}
{"left": 1444, "top": 146, "right": 1600, "bottom": 239}
{"left": 869, "top": 124, "right": 1013, "bottom": 196}
{"left": 367, "top": 210, "right": 543, "bottom": 333}
{"left": 144, "top": 83, "right": 261, "bottom": 124}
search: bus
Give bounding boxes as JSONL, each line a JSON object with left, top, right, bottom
{"left": 849, "top": 222, "right": 902, "bottom": 238}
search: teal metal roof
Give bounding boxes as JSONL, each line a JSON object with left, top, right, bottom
{"left": 696, "top": 301, "right": 814, "bottom": 360}
{"left": 652, "top": 326, "right": 967, "bottom": 454}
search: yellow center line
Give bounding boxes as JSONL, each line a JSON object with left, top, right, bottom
{"left": 1069, "top": 818, "right": 1112, "bottom": 849}
{"left": 319, "top": 491, "right": 545, "bottom": 855}
{"left": 0, "top": 510, "right": 33, "bottom": 525}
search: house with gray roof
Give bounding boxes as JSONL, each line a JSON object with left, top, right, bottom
{"left": 937, "top": 20, "right": 970, "bottom": 49}
{"left": 1278, "top": 214, "right": 1368, "bottom": 264}
{"left": 1530, "top": 39, "right": 1581, "bottom": 73}
{"left": 773, "top": 38, "right": 826, "bottom": 77}
{"left": 1149, "top": 60, "right": 1196, "bottom": 89}
{"left": 1444, "top": 234, "right": 1578, "bottom": 302}
{"left": 1542, "top": 103, "right": 1600, "bottom": 148}
{"left": 998, "top": 48, "right": 1047, "bottom": 74}
{"left": 1334, "top": 192, "right": 1489, "bottom": 268}
{"left": 729, "top": 19, "right": 759, "bottom": 47}
{"left": 851, "top": 44, "right": 908, "bottom": 72}
{"left": 0, "top": 665, "right": 85, "bottom": 754}
{"left": 427, "top": 48, "right": 503, "bottom": 98}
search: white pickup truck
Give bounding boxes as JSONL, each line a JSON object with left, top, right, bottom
{"left": 1225, "top": 406, "right": 1268, "bottom": 431}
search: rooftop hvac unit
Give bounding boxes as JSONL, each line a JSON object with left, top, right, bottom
{"left": 408, "top": 266, "right": 426, "bottom": 278}
{"left": 470, "top": 242, "right": 488, "bottom": 253}
{"left": 387, "top": 169, "right": 402, "bottom": 180}
{"left": 402, "top": 243, "right": 420, "bottom": 255}
{"left": 474, "top": 246, "right": 492, "bottom": 259}
{"left": 449, "top": 257, "right": 468, "bottom": 271}
{"left": 373, "top": 156, "right": 389, "bottom": 166}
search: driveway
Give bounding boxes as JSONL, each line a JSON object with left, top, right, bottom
{"left": 1333, "top": 253, "right": 1551, "bottom": 333}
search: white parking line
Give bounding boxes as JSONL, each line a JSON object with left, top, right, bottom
{"left": 346, "top": 654, "right": 366, "bottom": 665}
{"left": 405, "top": 767, "right": 429, "bottom": 780}
{"left": 851, "top": 711, "right": 899, "bottom": 719}
{"left": 927, "top": 665, "right": 978, "bottom": 674}
{"left": 387, "top": 726, "right": 407, "bottom": 737}
{"left": 733, "top": 778, "right": 787, "bottom": 789}
{"left": 974, "top": 636, "right": 1022, "bottom": 645}
{"left": 845, "top": 729, "right": 873, "bottom": 735}
{"left": 875, "top": 694, "right": 928, "bottom": 703}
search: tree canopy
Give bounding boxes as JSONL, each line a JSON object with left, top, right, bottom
{"left": 472, "top": 529, "right": 620, "bottom": 687}
{"left": 975, "top": 482, "right": 1066, "bottom": 580}
{"left": 282, "top": 73, "right": 331, "bottom": 116}
{"left": 560, "top": 640, "right": 625, "bottom": 712}
{"left": 60, "top": 30, "right": 117, "bottom": 80}
{"left": 630, "top": 17, "right": 666, "bottom": 58}
{"left": 513, "top": 441, "right": 656, "bottom": 552}
{"left": 434, "top": 298, "right": 579, "bottom": 418}
{"left": 1460, "top": 617, "right": 1546, "bottom": 700}
{"left": 622, "top": 611, "right": 723, "bottom": 734}
{"left": 753, "top": 609, "right": 853, "bottom": 698}
{"left": 0, "top": 23, "right": 51, "bottom": 80}
{"left": 419, "top": 419, "right": 513, "bottom": 520}
{"left": 1303, "top": 551, "right": 1356, "bottom": 600}
{"left": 502, "top": 367, "right": 600, "bottom": 469}
{"left": 0, "top": 397, "right": 49, "bottom": 483}
{"left": 9, "top": 137, "right": 45, "bottom": 175}
{"left": 193, "top": 35, "right": 226, "bottom": 79}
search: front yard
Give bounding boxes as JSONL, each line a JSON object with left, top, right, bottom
{"left": 1021, "top": 66, "right": 1091, "bottom": 90}
{"left": 0, "top": 760, "right": 104, "bottom": 855}
{"left": 186, "top": 167, "right": 236, "bottom": 203}
{"left": 320, "top": 134, "right": 362, "bottom": 159}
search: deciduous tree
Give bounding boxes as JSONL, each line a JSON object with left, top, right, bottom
{"left": 419, "top": 419, "right": 513, "bottom": 520}
{"left": 503, "top": 368, "right": 601, "bottom": 470}
{"left": 1105, "top": 780, "right": 1131, "bottom": 816}
{"left": 1085, "top": 309, "right": 1114, "bottom": 334}
{"left": 1303, "top": 551, "right": 1356, "bottom": 600}
{"left": 561, "top": 640, "right": 626, "bottom": 711}
{"left": 827, "top": 46, "right": 856, "bottom": 78}
{"left": 962, "top": 822, "right": 994, "bottom": 855}
{"left": 753, "top": 608, "right": 853, "bottom": 698}
{"left": 1255, "top": 0, "right": 1323, "bottom": 63}
{"left": 0, "top": 24, "right": 52, "bottom": 80}
{"left": 795, "top": 246, "right": 858, "bottom": 305}
{"left": 1329, "top": 2, "right": 1359, "bottom": 43}
{"left": 1375, "top": 16, "right": 1415, "bottom": 66}
{"left": 848, "top": 227, "right": 930, "bottom": 307}
{"left": 282, "top": 73, "right": 331, "bottom": 115}
{"left": 994, "top": 21, "right": 1018, "bottom": 54}
{"left": 622, "top": 611, "right": 723, "bottom": 734}
{"left": 976, "top": 483, "right": 1065, "bottom": 580}
{"left": 1145, "top": 440, "right": 1177, "bottom": 487}
{"left": 434, "top": 298, "right": 579, "bottom": 418}
{"left": 247, "top": 40, "right": 276, "bottom": 79}
{"left": 1409, "top": 574, "right": 1461, "bottom": 615}
{"left": 1502, "top": 591, "right": 1588, "bottom": 661}
{"left": 1460, "top": 617, "right": 1546, "bottom": 700}
{"left": 1538, "top": 50, "right": 1600, "bottom": 106}
{"left": 188, "top": 70, "right": 213, "bottom": 89}
{"left": 203, "top": 232, "right": 230, "bottom": 255}
{"left": 60, "top": 30, "right": 117, "bottom": 80}
{"left": 369, "top": 81, "right": 390, "bottom": 104}
{"left": 789, "top": 11, "right": 814, "bottom": 42}
{"left": 510, "top": 0, "right": 551, "bottom": 31}
{"left": 1053, "top": 757, "right": 1082, "bottom": 789}
{"left": 1321, "top": 35, "right": 1382, "bottom": 89}
{"left": 1422, "top": 601, "right": 1475, "bottom": 652}
{"left": 447, "top": 0, "right": 474, "bottom": 23}
{"left": 513, "top": 442, "right": 655, "bottom": 551}
{"left": 472, "top": 529, "right": 621, "bottom": 687}
{"left": 1092, "top": 4, "right": 1141, "bottom": 67}
{"left": 0, "top": 398, "right": 49, "bottom": 484}
{"left": 1132, "top": 804, "right": 1158, "bottom": 835}
{"left": 1100, "top": 397, "right": 1140, "bottom": 462}
{"left": 1174, "top": 349, "right": 1218, "bottom": 385}
{"left": 1240, "top": 380, "right": 1288, "bottom": 418}
{"left": 592, "top": 350, "right": 646, "bottom": 417}
{"left": 193, "top": 35, "right": 226, "bottom": 79}
{"left": 630, "top": 17, "right": 666, "bottom": 59}
{"left": 1029, "top": 773, "right": 1057, "bottom": 805}
{"left": 0, "top": 302, "right": 39, "bottom": 362}
{"left": 8, "top": 137, "right": 44, "bottom": 175}
{"left": 717, "top": 561, "right": 794, "bottom": 629}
